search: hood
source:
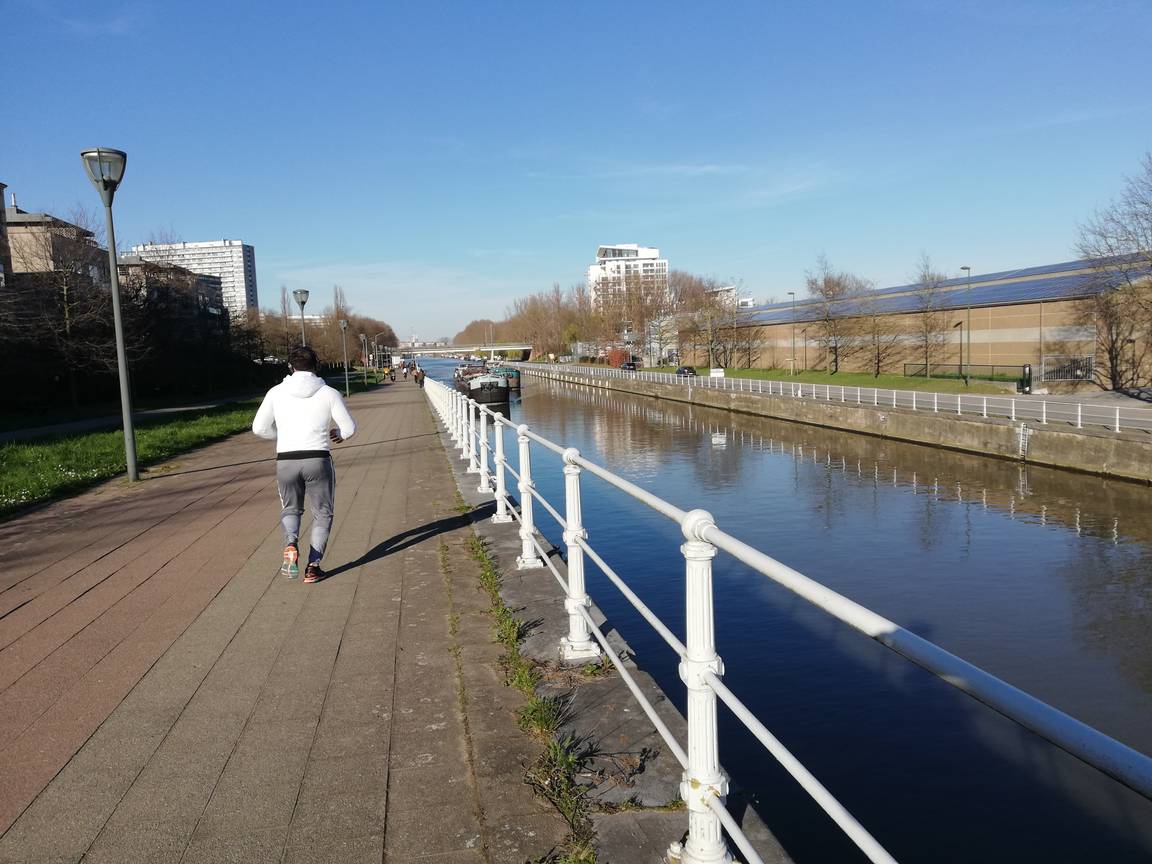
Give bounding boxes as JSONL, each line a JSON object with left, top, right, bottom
{"left": 282, "top": 371, "right": 327, "bottom": 398}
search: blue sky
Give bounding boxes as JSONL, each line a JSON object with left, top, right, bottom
{"left": 3, "top": 0, "right": 1151, "bottom": 339}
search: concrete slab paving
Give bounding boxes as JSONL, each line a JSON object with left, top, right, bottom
{"left": 0, "top": 381, "right": 572, "bottom": 863}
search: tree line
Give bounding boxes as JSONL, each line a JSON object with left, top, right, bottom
{"left": 454, "top": 154, "right": 1152, "bottom": 390}
{"left": 0, "top": 210, "right": 398, "bottom": 413}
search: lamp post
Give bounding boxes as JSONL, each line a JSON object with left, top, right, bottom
{"left": 960, "top": 266, "right": 972, "bottom": 386}
{"left": 292, "top": 289, "right": 309, "bottom": 345}
{"left": 801, "top": 327, "right": 808, "bottom": 371}
{"left": 80, "top": 148, "right": 137, "bottom": 482}
{"left": 787, "top": 291, "right": 797, "bottom": 375}
{"left": 358, "top": 333, "right": 368, "bottom": 386}
{"left": 373, "top": 331, "right": 391, "bottom": 370}
{"left": 339, "top": 320, "right": 350, "bottom": 396}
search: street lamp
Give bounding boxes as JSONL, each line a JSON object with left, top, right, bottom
{"left": 358, "top": 333, "right": 368, "bottom": 386}
{"left": 339, "top": 320, "right": 350, "bottom": 397}
{"left": 960, "top": 266, "right": 972, "bottom": 386}
{"left": 801, "top": 327, "right": 808, "bottom": 371}
{"left": 81, "top": 147, "right": 137, "bottom": 482}
{"left": 373, "top": 331, "right": 391, "bottom": 370}
{"left": 787, "top": 291, "right": 797, "bottom": 375}
{"left": 292, "top": 289, "right": 309, "bottom": 345}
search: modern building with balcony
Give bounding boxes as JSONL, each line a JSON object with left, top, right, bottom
{"left": 586, "top": 244, "right": 669, "bottom": 308}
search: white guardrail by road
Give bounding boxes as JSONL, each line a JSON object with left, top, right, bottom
{"left": 425, "top": 378, "right": 1152, "bottom": 864}
{"left": 515, "top": 362, "right": 1152, "bottom": 435}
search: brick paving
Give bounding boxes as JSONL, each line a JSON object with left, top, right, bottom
{"left": 0, "top": 382, "right": 567, "bottom": 863}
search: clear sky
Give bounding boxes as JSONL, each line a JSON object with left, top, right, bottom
{"left": 4, "top": 0, "right": 1151, "bottom": 340}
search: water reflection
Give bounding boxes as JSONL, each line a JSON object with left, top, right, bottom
{"left": 423, "top": 361, "right": 1152, "bottom": 861}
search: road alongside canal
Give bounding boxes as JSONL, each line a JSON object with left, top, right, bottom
{"left": 424, "top": 358, "right": 1152, "bottom": 863}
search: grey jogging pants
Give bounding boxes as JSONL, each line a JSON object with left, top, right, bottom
{"left": 276, "top": 457, "right": 335, "bottom": 560}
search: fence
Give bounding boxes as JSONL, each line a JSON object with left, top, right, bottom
{"left": 424, "top": 377, "right": 1152, "bottom": 864}
{"left": 514, "top": 363, "right": 1152, "bottom": 435}
{"left": 903, "top": 363, "right": 1024, "bottom": 383}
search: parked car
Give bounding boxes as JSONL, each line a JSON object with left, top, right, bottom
{"left": 675, "top": 365, "right": 697, "bottom": 377}
{"left": 620, "top": 362, "right": 638, "bottom": 372}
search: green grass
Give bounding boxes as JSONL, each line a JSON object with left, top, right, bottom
{"left": 644, "top": 366, "right": 1008, "bottom": 394}
{"left": 0, "top": 400, "right": 262, "bottom": 518}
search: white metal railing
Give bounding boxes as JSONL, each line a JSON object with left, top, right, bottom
{"left": 426, "top": 378, "right": 1152, "bottom": 864}
{"left": 516, "top": 362, "right": 1152, "bottom": 436}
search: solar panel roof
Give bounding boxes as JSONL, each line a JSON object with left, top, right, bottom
{"left": 740, "top": 262, "right": 1147, "bottom": 326}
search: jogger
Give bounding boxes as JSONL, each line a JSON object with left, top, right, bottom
{"left": 253, "top": 346, "right": 356, "bottom": 582}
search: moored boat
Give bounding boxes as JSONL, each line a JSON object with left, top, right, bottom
{"left": 468, "top": 373, "right": 510, "bottom": 405}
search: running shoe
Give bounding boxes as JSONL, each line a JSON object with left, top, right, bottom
{"left": 303, "top": 562, "right": 324, "bottom": 584}
{"left": 281, "top": 545, "right": 299, "bottom": 579}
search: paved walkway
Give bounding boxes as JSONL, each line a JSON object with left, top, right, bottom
{"left": 0, "top": 382, "right": 567, "bottom": 863}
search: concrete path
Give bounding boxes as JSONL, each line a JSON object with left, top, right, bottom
{"left": 0, "top": 382, "right": 568, "bottom": 863}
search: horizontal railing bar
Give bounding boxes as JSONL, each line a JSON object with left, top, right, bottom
{"left": 703, "top": 795, "right": 765, "bottom": 864}
{"left": 528, "top": 485, "right": 567, "bottom": 530}
{"left": 576, "top": 536, "right": 687, "bottom": 657}
{"left": 699, "top": 523, "right": 1152, "bottom": 799}
{"left": 532, "top": 533, "right": 570, "bottom": 594}
{"left": 576, "top": 604, "right": 689, "bottom": 768}
{"left": 704, "top": 670, "right": 899, "bottom": 864}
{"left": 572, "top": 455, "right": 688, "bottom": 524}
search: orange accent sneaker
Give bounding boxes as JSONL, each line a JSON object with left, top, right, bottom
{"left": 303, "top": 562, "right": 324, "bottom": 584}
{"left": 281, "top": 545, "right": 299, "bottom": 579}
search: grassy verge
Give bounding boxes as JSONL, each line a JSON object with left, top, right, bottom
{"left": 0, "top": 400, "right": 262, "bottom": 518}
{"left": 644, "top": 366, "right": 1007, "bottom": 394}
{"left": 463, "top": 531, "right": 598, "bottom": 864}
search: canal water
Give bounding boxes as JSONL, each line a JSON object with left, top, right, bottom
{"left": 426, "top": 360, "right": 1152, "bottom": 862}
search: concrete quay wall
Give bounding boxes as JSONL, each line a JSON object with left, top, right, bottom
{"left": 528, "top": 370, "right": 1152, "bottom": 485}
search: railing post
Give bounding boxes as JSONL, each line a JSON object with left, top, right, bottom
{"left": 1041, "top": 401, "right": 1047, "bottom": 425}
{"left": 1011, "top": 398, "right": 1016, "bottom": 422}
{"left": 675, "top": 509, "right": 731, "bottom": 864}
{"left": 490, "top": 414, "right": 513, "bottom": 523}
{"left": 466, "top": 401, "right": 480, "bottom": 474}
{"left": 933, "top": 392, "right": 938, "bottom": 413}
{"left": 1077, "top": 403, "right": 1082, "bottom": 429}
{"left": 873, "top": 389, "right": 878, "bottom": 406}
{"left": 983, "top": 396, "right": 988, "bottom": 418}
{"left": 477, "top": 409, "right": 493, "bottom": 492}
{"left": 1115, "top": 407, "right": 1121, "bottom": 433}
{"left": 957, "top": 395, "right": 962, "bottom": 416}
{"left": 912, "top": 391, "right": 917, "bottom": 411}
{"left": 559, "top": 448, "right": 601, "bottom": 661}
{"left": 456, "top": 393, "right": 467, "bottom": 454}
{"left": 515, "top": 424, "right": 544, "bottom": 569}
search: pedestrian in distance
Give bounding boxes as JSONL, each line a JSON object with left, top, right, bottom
{"left": 252, "top": 345, "right": 356, "bottom": 583}
{"left": 402, "top": 364, "right": 409, "bottom": 380}
{"left": 415, "top": 366, "right": 425, "bottom": 388}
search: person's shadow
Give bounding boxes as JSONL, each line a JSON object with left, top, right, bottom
{"left": 326, "top": 500, "right": 497, "bottom": 577}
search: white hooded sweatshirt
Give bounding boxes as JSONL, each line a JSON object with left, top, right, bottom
{"left": 252, "top": 371, "right": 356, "bottom": 454}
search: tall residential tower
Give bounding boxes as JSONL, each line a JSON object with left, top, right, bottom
{"left": 130, "top": 239, "right": 257, "bottom": 319}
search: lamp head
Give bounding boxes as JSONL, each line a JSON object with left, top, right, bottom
{"left": 339, "top": 319, "right": 348, "bottom": 331}
{"left": 292, "top": 289, "right": 310, "bottom": 308}
{"left": 960, "top": 266, "right": 970, "bottom": 273}
{"left": 80, "top": 148, "right": 127, "bottom": 206}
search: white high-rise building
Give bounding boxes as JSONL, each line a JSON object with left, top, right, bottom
{"left": 130, "top": 239, "right": 257, "bottom": 319}
{"left": 586, "top": 243, "right": 668, "bottom": 308}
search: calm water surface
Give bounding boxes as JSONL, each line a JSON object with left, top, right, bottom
{"left": 428, "top": 361, "right": 1152, "bottom": 862}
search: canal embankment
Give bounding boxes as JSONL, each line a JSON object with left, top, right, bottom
{"left": 434, "top": 401, "right": 792, "bottom": 864}
{"left": 525, "top": 368, "right": 1152, "bottom": 485}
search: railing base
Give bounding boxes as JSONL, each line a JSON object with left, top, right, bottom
{"left": 490, "top": 512, "right": 514, "bottom": 525}
{"left": 516, "top": 555, "right": 544, "bottom": 570}
{"left": 560, "top": 636, "right": 601, "bottom": 661}
{"left": 476, "top": 481, "right": 493, "bottom": 493}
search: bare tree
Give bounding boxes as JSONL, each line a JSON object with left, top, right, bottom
{"left": 858, "top": 293, "right": 903, "bottom": 377}
{"left": 806, "top": 255, "right": 868, "bottom": 373}
{"left": 912, "top": 253, "right": 949, "bottom": 378}
{"left": 1077, "top": 152, "right": 1152, "bottom": 390}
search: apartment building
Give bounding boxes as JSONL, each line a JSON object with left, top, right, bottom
{"left": 586, "top": 244, "right": 669, "bottom": 308}
{"left": 130, "top": 239, "right": 257, "bottom": 319}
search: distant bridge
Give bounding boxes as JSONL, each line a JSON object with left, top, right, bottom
{"left": 403, "top": 344, "right": 533, "bottom": 360}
